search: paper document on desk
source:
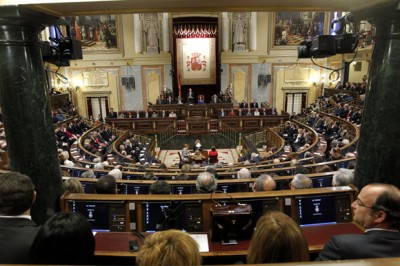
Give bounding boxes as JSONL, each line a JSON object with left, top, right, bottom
{"left": 190, "top": 234, "right": 209, "bottom": 252}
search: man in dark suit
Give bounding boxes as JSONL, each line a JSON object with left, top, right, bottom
{"left": 316, "top": 183, "right": 400, "bottom": 261}
{"left": 0, "top": 172, "right": 40, "bottom": 264}
{"left": 239, "top": 100, "right": 248, "bottom": 109}
{"left": 108, "top": 108, "right": 117, "bottom": 118}
{"left": 250, "top": 99, "right": 259, "bottom": 109}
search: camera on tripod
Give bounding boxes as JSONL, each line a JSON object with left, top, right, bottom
{"left": 298, "top": 13, "right": 358, "bottom": 59}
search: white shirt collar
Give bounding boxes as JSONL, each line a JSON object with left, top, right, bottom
{"left": 0, "top": 214, "right": 32, "bottom": 220}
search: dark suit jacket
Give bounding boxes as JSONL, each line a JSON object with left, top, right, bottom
{"left": 0, "top": 217, "right": 40, "bottom": 264}
{"left": 316, "top": 230, "right": 400, "bottom": 261}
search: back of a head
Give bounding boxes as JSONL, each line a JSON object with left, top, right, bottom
{"left": 30, "top": 212, "right": 95, "bottom": 265}
{"left": 137, "top": 229, "right": 201, "bottom": 266}
{"left": 332, "top": 168, "right": 354, "bottom": 186}
{"left": 150, "top": 180, "right": 171, "bottom": 194}
{"left": 108, "top": 167, "right": 123, "bottom": 179}
{"left": 0, "top": 172, "right": 35, "bottom": 215}
{"left": 247, "top": 211, "right": 309, "bottom": 263}
{"left": 196, "top": 172, "right": 217, "bottom": 193}
{"left": 237, "top": 167, "right": 251, "bottom": 179}
{"left": 63, "top": 178, "right": 83, "bottom": 194}
{"left": 254, "top": 174, "right": 276, "bottom": 192}
{"left": 95, "top": 175, "right": 117, "bottom": 194}
{"left": 291, "top": 174, "right": 313, "bottom": 189}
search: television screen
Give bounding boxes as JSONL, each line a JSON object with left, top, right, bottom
{"left": 171, "top": 184, "right": 194, "bottom": 194}
{"left": 311, "top": 176, "right": 333, "bottom": 188}
{"left": 70, "top": 201, "right": 126, "bottom": 232}
{"left": 218, "top": 183, "right": 250, "bottom": 193}
{"left": 122, "top": 184, "right": 150, "bottom": 194}
{"left": 296, "top": 195, "right": 337, "bottom": 226}
{"left": 141, "top": 201, "right": 203, "bottom": 233}
{"left": 81, "top": 182, "right": 97, "bottom": 194}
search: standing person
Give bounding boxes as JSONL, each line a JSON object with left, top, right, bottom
{"left": 108, "top": 108, "right": 117, "bottom": 118}
{"left": 0, "top": 172, "right": 40, "bottom": 264}
{"left": 187, "top": 88, "right": 195, "bottom": 104}
{"left": 317, "top": 184, "right": 400, "bottom": 260}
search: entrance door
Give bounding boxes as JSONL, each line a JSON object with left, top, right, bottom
{"left": 285, "top": 92, "right": 306, "bottom": 115}
{"left": 87, "top": 97, "right": 109, "bottom": 121}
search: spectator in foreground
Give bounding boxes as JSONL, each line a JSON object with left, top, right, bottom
{"left": 247, "top": 211, "right": 309, "bottom": 263}
{"left": 137, "top": 229, "right": 201, "bottom": 266}
{"left": 196, "top": 172, "right": 217, "bottom": 193}
{"left": 317, "top": 184, "right": 400, "bottom": 260}
{"left": 0, "top": 172, "right": 39, "bottom": 264}
{"left": 95, "top": 175, "right": 117, "bottom": 194}
{"left": 30, "top": 212, "right": 95, "bottom": 265}
{"left": 332, "top": 168, "right": 354, "bottom": 186}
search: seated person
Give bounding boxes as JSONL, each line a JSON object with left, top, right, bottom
{"left": 0, "top": 172, "right": 40, "bottom": 264}
{"left": 168, "top": 110, "right": 177, "bottom": 118}
{"left": 290, "top": 174, "right": 313, "bottom": 189}
{"left": 208, "top": 146, "right": 218, "bottom": 163}
{"left": 253, "top": 108, "right": 260, "bottom": 116}
{"left": 210, "top": 94, "right": 219, "bottom": 103}
{"left": 192, "top": 150, "right": 205, "bottom": 163}
{"left": 198, "top": 95, "right": 205, "bottom": 104}
{"left": 316, "top": 184, "right": 400, "bottom": 260}
{"left": 95, "top": 175, "right": 117, "bottom": 194}
{"left": 247, "top": 211, "right": 309, "bottom": 263}
{"left": 137, "top": 230, "right": 201, "bottom": 266}
{"left": 228, "top": 108, "right": 236, "bottom": 116}
{"left": 196, "top": 172, "right": 217, "bottom": 193}
{"left": 252, "top": 174, "right": 276, "bottom": 191}
{"left": 181, "top": 144, "right": 191, "bottom": 163}
{"left": 30, "top": 212, "right": 95, "bottom": 265}
{"left": 149, "top": 180, "right": 171, "bottom": 194}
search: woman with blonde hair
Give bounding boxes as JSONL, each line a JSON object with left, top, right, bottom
{"left": 63, "top": 178, "right": 84, "bottom": 194}
{"left": 137, "top": 230, "right": 201, "bottom": 266}
{"left": 247, "top": 211, "right": 309, "bottom": 263}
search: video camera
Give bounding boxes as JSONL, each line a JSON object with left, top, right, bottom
{"left": 42, "top": 25, "right": 82, "bottom": 67}
{"left": 298, "top": 13, "right": 358, "bottom": 59}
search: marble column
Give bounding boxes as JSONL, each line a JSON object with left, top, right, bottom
{"left": 134, "top": 14, "right": 142, "bottom": 53}
{"left": 249, "top": 12, "right": 257, "bottom": 51}
{"left": 162, "top": 13, "right": 170, "bottom": 52}
{"left": 221, "top": 12, "right": 229, "bottom": 51}
{"left": 0, "top": 6, "right": 63, "bottom": 224}
{"left": 354, "top": 3, "right": 400, "bottom": 188}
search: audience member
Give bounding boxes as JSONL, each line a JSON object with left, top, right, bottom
{"left": 95, "top": 175, "right": 117, "bottom": 194}
{"left": 181, "top": 144, "right": 191, "bottom": 163}
{"left": 253, "top": 174, "right": 276, "bottom": 191}
{"left": 30, "top": 212, "right": 95, "bottom": 265}
{"left": 108, "top": 165, "right": 123, "bottom": 179}
{"left": 247, "top": 211, "right": 309, "bottom": 263}
{"left": 150, "top": 180, "right": 171, "bottom": 194}
{"left": 137, "top": 229, "right": 201, "bottom": 266}
{"left": 192, "top": 150, "right": 205, "bottom": 163}
{"left": 196, "top": 172, "right": 217, "bottom": 193}
{"left": 332, "top": 168, "right": 354, "bottom": 186}
{"left": 63, "top": 178, "right": 83, "bottom": 194}
{"left": 208, "top": 146, "right": 219, "bottom": 163}
{"left": 237, "top": 167, "right": 251, "bottom": 179}
{"left": 317, "top": 184, "right": 400, "bottom": 260}
{"left": 0, "top": 172, "right": 39, "bottom": 264}
{"left": 290, "top": 174, "right": 313, "bottom": 189}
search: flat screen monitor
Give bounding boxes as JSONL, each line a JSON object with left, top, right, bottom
{"left": 312, "top": 175, "right": 333, "bottom": 188}
{"left": 171, "top": 184, "right": 194, "bottom": 194}
{"left": 295, "top": 195, "right": 337, "bottom": 226}
{"left": 141, "top": 201, "right": 203, "bottom": 233}
{"left": 122, "top": 184, "right": 150, "bottom": 194}
{"left": 81, "top": 182, "right": 97, "bottom": 194}
{"left": 218, "top": 183, "right": 249, "bottom": 193}
{"left": 69, "top": 200, "right": 126, "bottom": 232}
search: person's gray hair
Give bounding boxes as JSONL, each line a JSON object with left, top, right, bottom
{"left": 332, "top": 168, "right": 354, "bottom": 186}
{"left": 254, "top": 174, "right": 276, "bottom": 191}
{"left": 196, "top": 172, "right": 217, "bottom": 193}
{"left": 237, "top": 167, "right": 251, "bottom": 179}
{"left": 291, "top": 174, "right": 313, "bottom": 189}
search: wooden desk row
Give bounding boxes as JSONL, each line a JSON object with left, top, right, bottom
{"left": 68, "top": 171, "right": 338, "bottom": 195}
{"left": 61, "top": 187, "right": 360, "bottom": 260}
